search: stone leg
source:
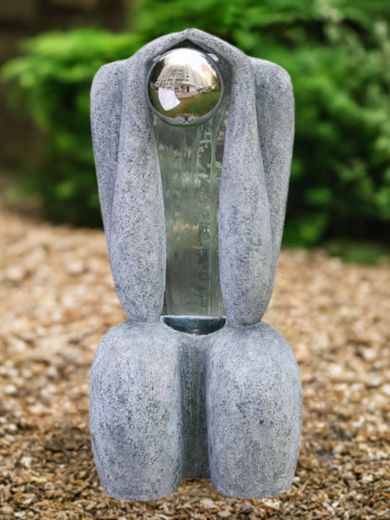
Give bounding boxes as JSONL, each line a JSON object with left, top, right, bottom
{"left": 206, "top": 321, "right": 301, "bottom": 498}
{"left": 89, "top": 321, "right": 182, "bottom": 500}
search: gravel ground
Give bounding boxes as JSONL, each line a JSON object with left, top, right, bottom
{"left": 0, "top": 207, "right": 389, "bottom": 519}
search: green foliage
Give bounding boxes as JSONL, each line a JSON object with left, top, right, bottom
{"left": 3, "top": 1, "right": 390, "bottom": 244}
{"left": 3, "top": 29, "right": 141, "bottom": 224}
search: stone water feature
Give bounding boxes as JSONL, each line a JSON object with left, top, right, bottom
{"left": 89, "top": 28, "right": 301, "bottom": 501}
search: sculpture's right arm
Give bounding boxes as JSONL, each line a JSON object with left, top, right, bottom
{"left": 91, "top": 61, "right": 126, "bottom": 242}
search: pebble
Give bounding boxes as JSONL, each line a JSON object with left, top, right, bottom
{"left": 2, "top": 384, "right": 18, "bottom": 395}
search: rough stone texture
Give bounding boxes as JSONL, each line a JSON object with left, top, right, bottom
{"left": 90, "top": 319, "right": 301, "bottom": 499}
{"left": 251, "top": 58, "right": 294, "bottom": 293}
{"left": 90, "top": 28, "right": 300, "bottom": 501}
{"left": 207, "top": 322, "right": 301, "bottom": 497}
{"left": 90, "top": 321, "right": 183, "bottom": 501}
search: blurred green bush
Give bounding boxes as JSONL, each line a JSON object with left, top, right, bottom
{"left": 3, "top": 0, "right": 390, "bottom": 244}
{"left": 3, "top": 30, "right": 141, "bottom": 225}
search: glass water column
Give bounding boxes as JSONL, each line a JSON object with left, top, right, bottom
{"left": 153, "top": 105, "right": 227, "bottom": 317}
{"left": 148, "top": 44, "right": 230, "bottom": 318}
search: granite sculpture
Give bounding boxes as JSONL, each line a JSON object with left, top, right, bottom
{"left": 89, "top": 28, "right": 301, "bottom": 501}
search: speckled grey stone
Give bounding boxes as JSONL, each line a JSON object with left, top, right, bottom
{"left": 90, "top": 321, "right": 183, "bottom": 500}
{"left": 206, "top": 322, "right": 301, "bottom": 497}
{"left": 90, "top": 28, "right": 300, "bottom": 501}
{"left": 90, "top": 318, "right": 301, "bottom": 500}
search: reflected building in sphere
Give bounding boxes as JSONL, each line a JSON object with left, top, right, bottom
{"left": 155, "top": 60, "right": 210, "bottom": 98}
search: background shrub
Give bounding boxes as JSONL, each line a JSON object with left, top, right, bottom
{"left": 3, "top": 30, "right": 141, "bottom": 225}
{"left": 3, "top": 0, "right": 390, "bottom": 244}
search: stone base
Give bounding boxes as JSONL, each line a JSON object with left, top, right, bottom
{"left": 89, "top": 318, "right": 301, "bottom": 501}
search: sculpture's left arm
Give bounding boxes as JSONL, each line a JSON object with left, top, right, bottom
{"left": 251, "top": 59, "right": 295, "bottom": 269}
{"left": 218, "top": 56, "right": 294, "bottom": 326}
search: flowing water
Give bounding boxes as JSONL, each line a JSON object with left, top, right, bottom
{"left": 153, "top": 102, "right": 228, "bottom": 317}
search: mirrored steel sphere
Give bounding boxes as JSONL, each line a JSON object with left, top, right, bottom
{"left": 147, "top": 47, "right": 223, "bottom": 126}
